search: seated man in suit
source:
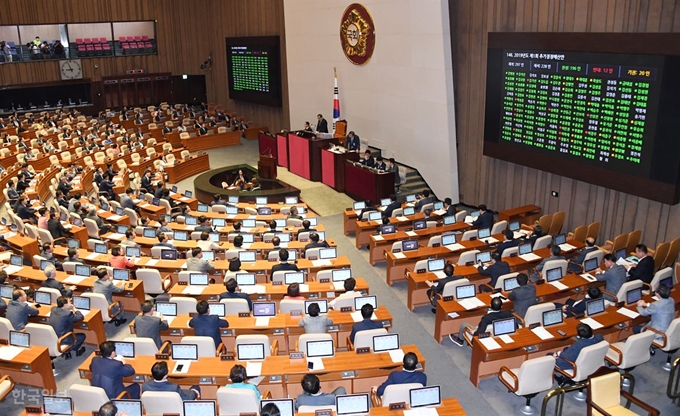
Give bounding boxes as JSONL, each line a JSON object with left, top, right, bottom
{"left": 303, "top": 233, "right": 330, "bottom": 257}
{"left": 219, "top": 278, "right": 253, "bottom": 311}
{"left": 120, "top": 188, "right": 138, "bottom": 212}
{"left": 568, "top": 237, "right": 598, "bottom": 273}
{"left": 358, "top": 200, "right": 378, "bottom": 220}
{"left": 49, "top": 296, "right": 86, "bottom": 357}
{"left": 187, "top": 247, "right": 215, "bottom": 272}
{"left": 349, "top": 303, "right": 383, "bottom": 343}
{"left": 93, "top": 268, "right": 127, "bottom": 325}
{"left": 626, "top": 244, "right": 655, "bottom": 284}
{"left": 195, "top": 215, "right": 212, "bottom": 233}
{"left": 451, "top": 296, "right": 513, "bottom": 346}
{"left": 329, "top": 277, "right": 360, "bottom": 310}
{"left": 553, "top": 323, "right": 603, "bottom": 385}
{"left": 376, "top": 352, "right": 427, "bottom": 397}
{"left": 188, "top": 300, "right": 229, "bottom": 348}
{"left": 471, "top": 204, "right": 494, "bottom": 229}
{"left": 6, "top": 289, "right": 39, "bottom": 330}
{"left": 561, "top": 285, "right": 602, "bottom": 318}
{"left": 296, "top": 374, "right": 346, "bottom": 409}
{"left": 427, "top": 263, "right": 462, "bottom": 313}
{"left": 528, "top": 225, "right": 545, "bottom": 248}
{"left": 443, "top": 197, "right": 456, "bottom": 216}
{"left": 90, "top": 341, "right": 140, "bottom": 399}
{"left": 478, "top": 252, "right": 511, "bottom": 291}
{"left": 360, "top": 149, "right": 375, "bottom": 167}
{"left": 507, "top": 273, "right": 537, "bottom": 319}
{"left": 344, "top": 131, "right": 360, "bottom": 152}
{"left": 531, "top": 245, "right": 564, "bottom": 283}
{"left": 134, "top": 300, "right": 169, "bottom": 349}
{"left": 298, "top": 302, "right": 333, "bottom": 334}
{"left": 374, "top": 156, "right": 387, "bottom": 171}
{"left": 297, "top": 220, "right": 316, "bottom": 240}
{"left": 270, "top": 249, "right": 299, "bottom": 279}
{"left": 414, "top": 189, "right": 434, "bottom": 213}
{"left": 634, "top": 283, "right": 675, "bottom": 339}
{"left": 495, "top": 229, "right": 520, "bottom": 257}
{"left": 142, "top": 361, "right": 200, "bottom": 400}
{"left": 595, "top": 253, "right": 627, "bottom": 302}
{"left": 154, "top": 234, "right": 176, "bottom": 250}
{"left": 383, "top": 194, "right": 401, "bottom": 218}
{"left": 42, "top": 264, "right": 73, "bottom": 297}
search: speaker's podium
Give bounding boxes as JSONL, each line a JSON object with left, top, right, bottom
{"left": 258, "top": 153, "right": 277, "bottom": 179}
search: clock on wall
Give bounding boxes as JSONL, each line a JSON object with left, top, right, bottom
{"left": 59, "top": 59, "right": 83, "bottom": 80}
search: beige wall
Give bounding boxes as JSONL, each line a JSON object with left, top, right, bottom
{"left": 18, "top": 24, "right": 60, "bottom": 43}
{"left": 284, "top": 0, "right": 459, "bottom": 202}
{"left": 0, "top": 25, "right": 19, "bottom": 43}
{"left": 113, "top": 21, "right": 155, "bottom": 39}
{"left": 68, "top": 23, "right": 113, "bottom": 41}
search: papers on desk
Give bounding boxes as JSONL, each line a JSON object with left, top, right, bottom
{"left": 0, "top": 345, "right": 25, "bottom": 361}
{"left": 580, "top": 317, "right": 603, "bottom": 330}
{"left": 2, "top": 232, "right": 17, "bottom": 239}
{"left": 458, "top": 297, "right": 486, "bottom": 310}
{"left": 240, "top": 285, "right": 266, "bottom": 295}
{"left": 180, "top": 262, "right": 187, "bottom": 269}
{"left": 559, "top": 243, "right": 577, "bottom": 252}
{"left": 404, "top": 202, "right": 415, "bottom": 207}
{"left": 311, "top": 259, "right": 332, "bottom": 267}
{"left": 255, "top": 317, "right": 270, "bottom": 327}
{"left": 63, "top": 275, "right": 88, "bottom": 284}
{"left": 447, "top": 312, "right": 459, "bottom": 319}
{"left": 372, "top": 235, "right": 385, "bottom": 241}
{"left": 404, "top": 407, "right": 439, "bottom": 416}
{"left": 499, "top": 334, "right": 515, "bottom": 344}
{"left": 242, "top": 243, "right": 252, "bottom": 249}
{"left": 580, "top": 273, "right": 597, "bottom": 283}
{"left": 107, "top": 233, "right": 125, "bottom": 240}
{"left": 145, "top": 259, "right": 159, "bottom": 267}
{"left": 182, "top": 286, "right": 204, "bottom": 295}
{"left": 164, "top": 316, "right": 176, "bottom": 326}
{"left": 616, "top": 258, "right": 634, "bottom": 268}
{"left": 97, "top": 209, "right": 106, "bottom": 215}
{"left": 333, "top": 282, "right": 345, "bottom": 291}
{"left": 180, "top": 197, "right": 191, "bottom": 202}
{"left": 482, "top": 237, "right": 499, "bottom": 244}
{"left": 393, "top": 252, "right": 406, "bottom": 259}
{"left": 86, "top": 253, "right": 100, "bottom": 260}
{"left": 433, "top": 209, "right": 446, "bottom": 216}
{"left": 396, "top": 216, "right": 409, "bottom": 222}
{"left": 139, "top": 203, "right": 151, "bottom": 209}
{"left": 549, "top": 281, "right": 569, "bottom": 291}
{"left": 531, "top": 326, "right": 554, "bottom": 340}
{"left": 184, "top": 225, "right": 196, "bottom": 231}
{"left": 299, "top": 284, "right": 310, "bottom": 293}
{"left": 388, "top": 348, "right": 405, "bottom": 363}
{"left": 519, "top": 253, "right": 541, "bottom": 262}
{"left": 433, "top": 270, "right": 447, "bottom": 280}
{"left": 617, "top": 308, "right": 640, "bottom": 319}
{"left": 350, "top": 311, "right": 377, "bottom": 323}
{"left": 445, "top": 243, "right": 465, "bottom": 251}
{"left": 478, "top": 337, "right": 501, "bottom": 350}
{"left": 227, "top": 215, "right": 236, "bottom": 219}
{"left": 3, "top": 265, "right": 23, "bottom": 275}
{"left": 246, "top": 361, "right": 263, "bottom": 376}
{"left": 172, "top": 360, "right": 191, "bottom": 374}
{"left": 490, "top": 293, "right": 509, "bottom": 302}
{"left": 405, "top": 231, "right": 418, "bottom": 237}
{"left": 108, "top": 215, "right": 123, "bottom": 221}
{"left": 354, "top": 210, "right": 362, "bottom": 217}
{"left": 464, "top": 216, "right": 475, "bottom": 224}
{"left": 250, "top": 376, "right": 265, "bottom": 386}
{"left": 307, "top": 357, "right": 325, "bottom": 371}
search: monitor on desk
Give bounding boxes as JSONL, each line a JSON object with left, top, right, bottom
{"left": 114, "top": 207, "right": 124, "bottom": 216}
{"left": 427, "top": 258, "right": 445, "bottom": 272}
{"left": 156, "top": 302, "right": 177, "bottom": 317}
{"left": 470, "top": 211, "right": 480, "bottom": 218}
{"left": 456, "top": 284, "right": 476, "bottom": 300}
{"left": 354, "top": 295, "right": 377, "bottom": 311}
{"left": 209, "top": 232, "right": 220, "bottom": 242}
{"left": 40, "top": 260, "right": 51, "bottom": 271}
{"left": 184, "top": 190, "right": 193, "bottom": 198}
{"left": 113, "top": 269, "right": 130, "bottom": 281}
{"left": 492, "top": 317, "right": 516, "bottom": 336}
{"left": 336, "top": 394, "right": 370, "bottom": 416}
{"left": 94, "top": 243, "right": 108, "bottom": 254}
{"left": 518, "top": 242, "right": 533, "bottom": 255}
{"left": 117, "top": 225, "right": 128, "bottom": 234}
{"left": 111, "top": 400, "right": 142, "bottom": 416}
{"left": 275, "top": 218, "right": 286, "bottom": 228}
{"left": 172, "top": 344, "right": 198, "bottom": 361}
{"left": 368, "top": 211, "right": 382, "bottom": 222}
{"left": 441, "top": 233, "right": 457, "bottom": 246}
{"left": 174, "top": 230, "right": 188, "bottom": 241}
{"left": 10, "top": 254, "right": 23, "bottom": 267}
{"left": 229, "top": 195, "right": 240, "bottom": 204}
{"left": 276, "top": 232, "right": 291, "bottom": 243}
{"left": 163, "top": 214, "right": 173, "bottom": 223}
{"left": 161, "top": 250, "right": 177, "bottom": 260}
{"left": 184, "top": 401, "right": 216, "bottom": 416}
{"left": 373, "top": 333, "right": 399, "bottom": 352}
{"left": 237, "top": 343, "right": 265, "bottom": 361}
{"left": 380, "top": 198, "right": 392, "bottom": 206}
{"left": 403, "top": 206, "right": 416, "bottom": 216}
{"left": 315, "top": 231, "right": 325, "bottom": 241}
{"left": 443, "top": 215, "right": 456, "bottom": 225}
{"left": 238, "top": 250, "right": 257, "bottom": 263}
{"left": 615, "top": 248, "right": 627, "bottom": 260}
{"left": 307, "top": 217, "right": 318, "bottom": 226}
{"left": 226, "top": 206, "right": 238, "bottom": 215}
{"left": 43, "top": 396, "right": 73, "bottom": 415}
{"left": 202, "top": 251, "right": 215, "bottom": 261}
{"left": 409, "top": 386, "right": 441, "bottom": 408}
{"left": 189, "top": 273, "right": 209, "bottom": 286}
{"left": 542, "top": 309, "right": 564, "bottom": 327}
{"left": 34, "top": 290, "right": 52, "bottom": 306}
{"left": 306, "top": 339, "right": 334, "bottom": 358}
{"left": 476, "top": 251, "right": 491, "bottom": 264}
{"left": 0, "top": 285, "right": 14, "bottom": 299}
{"left": 213, "top": 218, "right": 226, "bottom": 228}
{"left": 554, "top": 233, "right": 567, "bottom": 246}
{"left": 413, "top": 219, "right": 427, "bottom": 230}
{"left": 332, "top": 268, "right": 352, "bottom": 282}
{"left": 258, "top": 207, "right": 272, "bottom": 215}
{"left": 285, "top": 196, "right": 298, "bottom": 204}
{"left": 433, "top": 201, "right": 444, "bottom": 211}
{"left": 586, "top": 298, "right": 606, "bottom": 316}
{"left": 113, "top": 341, "right": 135, "bottom": 358}
{"left": 381, "top": 224, "right": 396, "bottom": 234}
{"left": 478, "top": 228, "right": 491, "bottom": 239}
{"left": 256, "top": 197, "right": 268, "bottom": 205}
{"left": 242, "top": 233, "right": 255, "bottom": 243}
{"left": 402, "top": 240, "right": 418, "bottom": 252}
{"left": 72, "top": 296, "right": 90, "bottom": 311}
{"left": 197, "top": 204, "right": 209, "bottom": 213}
{"left": 67, "top": 239, "right": 80, "bottom": 249}
{"left": 319, "top": 247, "right": 337, "bottom": 260}
{"left": 546, "top": 267, "right": 563, "bottom": 283}
{"left": 305, "top": 300, "right": 328, "bottom": 314}
{"left": 60, "top": 212, "right": 68, "bottom": 222}
{"left": 10, "top": 330, "right": 30, "bottom": 348}
{"left": 171, "top": 186, "right": 178, "bottom": 194}
{"left": 584, "top": 258, "right": 599, "bottom": 273}
{"left": 509, "top": 221, "right": 520, "bottom": 231}
{"left": 353, "top": 201, "right": 366, "bottom": 210}
{"left": 208, "top": 302, "right": 226, "bottom": 317}
{"left": 405, "top": 194, "right": 417, "bottom": 203}
{"left": 143, "top": 228, "right": 157, "bottom": 238}
{"left": 261, "top": 399, "right": 294, "bottom": 416}
{"left": 284, "top": 272, "right": 304, "bottom": 285}
{"left": 185, "top": 217, "right": 198, "bottom": 226}
{"left": 253, "top": 302, "right": 276, "bottom": 317}
{"left": 503, "top": 277, "right": 519, "bottom": 292}
{"left": 626, "top": 288, "right": 642, "bottom": 305}
{"left": 126, "top": 246, "right": 141, "bottom": 257}
{"left": 75, "top": 264, "right": 91, "bottom": 277}
{"left": 236, "top": 273, "right": 256, "bottom": 286}
{"left": 242, "top": 219, "right": 256, "bottom": 228}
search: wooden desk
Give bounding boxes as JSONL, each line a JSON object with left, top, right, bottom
{"left": 344, "top": 162, "right": 395, "bottom": 204}
{"left": 354, "top": 211, "right": 455, "bottom": 250}
{"left": 0, "top": 346, "right": 57, "bottom": 393}
{"left": 5, "top": 233, "right": 40, "bottom": 263}
{"left": 181, "top": 131, "right": 240, "bottom": 152}
{"left": 497, "top": 204, "right": 542, "bottom": 225}
{"left": 31, "top": 307, "right": 107, "bottom": 346}
{"left": 165, "top": 153, "right": 210, "bottom": 184}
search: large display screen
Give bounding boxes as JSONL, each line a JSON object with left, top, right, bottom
{"left": 484, "top": 33, "right": 680, "bottom": 204}
{"left": 226, "top": 36, "right": 282, "bottom": 107}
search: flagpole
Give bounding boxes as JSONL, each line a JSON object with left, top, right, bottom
{"left": 333, "top": 67, "right": 340, "bottom": 133}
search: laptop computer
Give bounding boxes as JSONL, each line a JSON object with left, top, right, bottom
{"left": 261, "top": 399, "right": 294, "bottom": 416}
{"left": 237, "top": 343, "right": 266, "bottom": 361}
{"left": 67, "top": 239, "right": 80, "bottom": 249}
{"left": 319, "top": 248, "right": 337, "bottom": 259}
{"left": 373, "top": 333, "right": 399, "bottom": 352}
{"left": 256, "top": 197, "right": 268, "bottom": 205}
{"left": 353, "top": 201, "right": 366, "bottom": 210}
{"left": 660, "top": 276, "right": 673, "bottom": 288}
{"left": 43, "top": 396, "right": 73, "bottom": 415}
{"left": 284, "top": 272, "right": 304, "bottom": 285}
{"left": 113, "top": 269, "right": 130, "bottom": 281}
{"left": 615, "top": 248, "right": 627, "bottom": 260}
{"left": 202, "top": 251, "right": 215, "bottom": 261}
{"left": 518, "top": 242, "right": 533, "bottom": 255}
{"left": 0, "top": 285, "right": 12, "bottom": 300}
{"left": 456, "top": 284, "right": 476, "bottom": 300}
{"left": 492, "top": 317, "right": 516, "bottom": 336}
{"left": 413, "top": 219, "right": 427, "bottom": 230}
{"left": 229, "top": 195, "right": 240, "bottom": 204}
{"left": 161, "top": 250, "right": 177, "bottom": 260}
{"left": 197, "top": 204, "right": 209, "bottom": 213}
{"left": 443, "top": 215, "right": 456, "bottom": 225}
{"left": 238, "top": 251, "right": 257, "bottom": 263}
{"left": 184, "top": 190, "right": 193, "bottom": 198}
{"left": 184, "top": 400, "right": 216, "bottom": 416}
{"left": 126, "top": 246, "right": 141, "bottom": 257}
{"left": 583, "top": 258, "right": 599, "bottom": 273}
{"left": 242, "top": 233, "right": 255, "bottom": 243}
{"left": 213, "top": 218, "right": 226, "bottom": 228}
{"left": 402, "top": 240, "right": 418, "bottom": 252}
{"left": 39, "top": 260, "right": 51, "bottom": 271}
{"left": 403, "top": 206, "right": 415, "bottom": 216}
{"left": 433, "top": 201, "right": 444, "bottom": 211}
{"left": 10, "top": 330, "right": 30, "bottom": 347}
{"left": 75, "top": 264, "right": 91, "bottom": 277}
{"left": 115, "top": 207, "right": 124, "bottom": 216}
{"left": 409, "top": 386, "right": 441, "bottom": 408}
{"left": 336, "top": 394, "right": 370, "bottom": 416}
{"left": 173, "top": 230, "right": 188, "bottom": 241}
{"left": 253, "top": 302, "right": 276, "bottom": 317}
{"left": 441, "top": 233, "right": 457, "bottom": 245}
{"left": 470, "top": 211, "right": 480, "bottom": 218}
{"left": 34, "top": 291, "right": 52, "bottom": 306}
{"left": 258, "top": 207, "right": 272, "bottom": 215}
{"left": 354, "top": 295, "right": 377, "bottom": 311}
{"left": 189, "top": 273, "right": 209, "bottom": 285}
{"left": 72, "top": 296, "right": 90, "bottom": 311}
{"left": 509, "top": 221, "right": 520, "bottom": 231}
{"left": 185, "top": 217, "right": 198, "bottom": 226}
{"left": 10, "top": 254, "right": 23, "bottom": 267}
{"left": 208, "top": 302, "right": 226, "bottom": 317}
{"left": 94, "top": 243, "right": 108, "bottom": 254}
{"left": 171, "top": 186, "right": 178, "bottom": 194}
{"left": 305, "top": 300, "right": 328, "bottom": 314}
{"left": 405, "top": 194, "right": 417, "bottom": 203}
{"left": 554, "top": 233, "right": 567, "bottom": 245}
{"left": 332, "top": 269, "right": 352, "bottom": 282}
{"left": 236, "top": 273, "right": 256, "bottom": 286}
{"left": 116, "top": 225, "right": 128, "bottom": 234}
{"left": 475, "top": 251, "right": 492, "bottom": 264}
{"left": 275, "top": 233, "right": 291, "bottom": 243}
{"left": 111, "top": 400, "right": 142, "bottom": 416}
{"left": 542, "top": 309, "right": 564, "bottom": 327}
{"left": 156, "top": 302, "right": 178, "bottom": 317}
{"left": 143, "top": 228, "right": 157, "bottom": 238}
{"left": 626, "top": 288, "right": 642, "bottom": 305}
{"left": 478, "top": 228, "right": 491, "bottom": 239}
{"left": 307, "top": 339, "right": 334, "bottom": 358}
{"left": 503, "top": 277, "right": 520, "bottom": 292}
{"left": 285, "top": 196, "right": 298, "bottom": 204}
{"left": 368, "top": 211, "right": 382, "bottom": 222}
{"left": 226, "top": 206, "right": 238, "bottom": 215}
{"left": 546, "top": 267, "right": 563, "bottom": 282}
{"left": 428, "top": 258, "right": 445, "bottom": 272}
{"left": 113, "top": 341, "right": 135, "bottom": 358}
{"left": 172, "top": 344, "right": 198, "bottom": 361}
{"left": 586, "top": 298, "right": 606, "bottom": 316}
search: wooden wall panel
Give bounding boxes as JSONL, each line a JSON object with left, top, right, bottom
{"left": 0, "top": 0, "right": 288, "bottom": 132}
{"left": 450, "top": 0, "right": 680, "bottom": 249}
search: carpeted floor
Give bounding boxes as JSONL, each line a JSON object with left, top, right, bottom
{"left": 1, "top": 138, "right": 676, "bottom": 415}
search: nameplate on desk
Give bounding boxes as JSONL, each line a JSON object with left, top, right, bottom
{"left": 536, "top": 279, "right": 545, "bottom": 285}
{"left": 436, "top": 223, "right": 443, "bottom": 227}
{"left": 315, "top": 409, "right": 333, "bottom": 416}
{"left": 432, "top": 243, "right": 441, "bottom": 247}
{"left": 345, "top": 208, "right": 352, "bottom": 211}
{"left": 177, "top": 281, "right": 188, "bottom": 286}
{"left": 272, "top": 281, "right": 282, "bottom": 286}
{"left": 465, "top": 261, "right": 474, "bottom": 266}
{"left": 94, "top": 350, "right": 101, "bottom": 356}
{"left": 300, "top": 238, "right": 309, "bottom": 242}
{"left": 221, "top": 329, "right": 233, "bottom": 336}
{"left": 478, "top": 332, "right": 490, "bottom": 339}
{"left": 155, "top": 353, "right": 169, "bottom": 360}
{"left": 328, "top": 325, "right": 339, "bottom": 332}
{"left": 290, "top": 352, "right": 304, "bottom": 360}
{"left": 0, "top": 339, "right": 7, "bottom": 345}
{"left": 510, "top": 252, "right": 518, "bottom": 257}
{"left": 290, "top": 310, "right": 302, "bottom": 316}
{"left": 309, "top": 256, "right": 318, "bottom": 260}
{"left": 25, "top": 407, "right": 41, "bottom": 414}
{"left": 389, "top": 402, "right": 406, "bottom": 411}
{"left": 356, "top": 347, "right": 370, "bottom": 354}
{"left": 221, "top": 354, "right": 235, "bottom": 361}
{"left": 417, "top": 269, "right": 425, "bottom": 274}
{"left": 381, "top": 320, "right": 391, "bottom": 327}
{"left": 319, "top": 278, "right": 330, "bottom": 283}
{"left": 268, "top": 258, "right": 277, "bottom": 262}
{"left": 392, "top": 249, "right": 401, "bottom": 253}
{"left": 238, "top": 312, "right": 250, "bottom": 318}
{"left": 340, "top": 306, "right": 352, "bottom": 312}
{"left": 443, "top": 296, "right": 454, "bottom": 302}
{"left": 529, "top": 323, "right": 540, "bottom": 330}
{"left": 189, "top": 312, "right": 196, "bottom": 317}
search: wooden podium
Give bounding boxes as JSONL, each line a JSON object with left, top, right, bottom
{"left": 258, "top": 154, "right": 277, "bottom": 179}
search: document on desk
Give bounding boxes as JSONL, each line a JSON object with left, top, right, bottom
{"left": 464, "top": 216, "right": 474, "bottom": 224}
{"left": 388, "top": 348, "right": 405, "bottom": 363}
{"left": 445, "top": 243, "right": 465, "bottom": 251}
{"left": 490, "top": 293, "right": 509, "bottom": 302}
{"left": 227, "top": 215, "right": 236, "bottom": 219}
{"left": 484, "top": 237, "right": 499, "bottom": 244}
{"left": 396, "top": 216, "right": 409, "bottom": 222}
{"left": 246, "top": 361, "right": 263, "bottom": 376}
{"left": 458, "top": 297, "right": 486, "bottom": 310}
{"left": 164, "top": 316, "right": 175, "bottom": 325}
{"left": 350, "top": 311, "right": 377, "bottom": 322}
{"left": 499, "top": 334, "right": 515, "bottom": 344}
{"left": 182, "top": 286, "right": 204, "bottom": 295}
{"left": 392, "top": 252, "right": 406, "bottom": 259}
{"left": 145, "top": 259, "right": 159, "bottom": 267}
{"left": 255, "top": 317, "right": 270, "bottom": 327}
{"left": 307, "top": 357, "right": 325, "bottom": 371}
{"left": 580, "top": 273, "right": 597, "bottom": 283}
{"left": 549, "top": 281, "right": 569, "bottom": 291}
{"left": 184, "top": 225, "right": 196, "bottom": 231}
{"left": 3, "top": 265, "right": 23, "bottom": 275}
{"left": 311, "top": 259, "right": 332, "bottom": 267}
{"left": 478, "top": 337, "right": 501, "bottom": 351}
{"left": 0, "top": 346, "right": 25, "bottom": 361}
{"left": 580, "top": 317, "right": 603, "bottom": 330}
{"left": 86, "top": 253, "right": 100, "bottom": 260}
{"left": 433, "top": 209, "right": 447, "bottom": 216}
{"left": 405, "top": 231, "right": 418, "bottom": 237}
{"left": 531, "top": 326, "right": 554, "bottom": 340}
{"left": 519, "top": 253, "right": 541, "bottom": 262}
{"left": 63, "top": 275, "right": 88, "bottom": 284}
{"left": 404, "top": 408, "right": 439, "bottom": 416}
{"left": 447, "top": 312, "right": 459, "bottom": 319}
{"left": 617, "top": 308, "right": 640, "bottom": 319}
{"left": 433, "top": 270, "right": 447, "bottom": 279}
{"left": 559, "top": 243, "right": 576, "bottom": 251}
{"left": 172, "top": 360, "right": 191, "bottom": 374}
{"left": 108, "top": 215, "right": 122, "bottom": 221}
{"left": 354, "top": 210, "right": 362, "bottom": 217}
{"left": 372, "top": 235, "right": 384, "bottom": 241}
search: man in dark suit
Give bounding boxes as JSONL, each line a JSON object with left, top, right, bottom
{"left": 303, "top": 233, "right": 330, "bottom": 257}
{"left": 316, "top": 114, "right": 328, "bottom": 133}
{"left": 195, "top": 216, "right": 212, "bottom": 233}
{"left": 376, "top": 352, "right": 427, "bottom": 397}
{"left": 153, "top": 182, "right": 165, "bottom": 199}
{"left": 360, "top": 149, "right": 375, "bottom": 167}
{"left": 553, "top": 323, "right": 604, "bottom": 385}
{"left": 90, "top": 341, "right": 140, "bottom": 399}
{"left": 188, "top": 300, "right": 229, "bottom": 349}
{"left": 568, "top": 237, "right": 598, "bottom": 272}
{"left": 528, "top": 225, "right": 545, "bottom": 248}
{"left": 16, "top": 196, "right": 36, "bottom": 223}
{"left": 427, "top": 263, "right": 462, "bottom": 312}
{"left": 142, "top": 361, "right": 200, "bottom": 400}
{"left": 414, "top": 190, "right": 434, "bottom": 213}
{"left": 627, "top": 244, "right": 655, "bottom": 284}
{"left": 532, "top": 245, "right": 565, "bottom": 282}
{"left": 374, "top": 156, "right": 387, "bottom": 171}
{"left": 6, "top": 289, "right": 39, "bottom": 330}
{"left": 141, "top": 171, "right": 153, "bottom": 192}
{"left": 508, "top": 273, "right": 537, "bottom": 319}
{"left": 471, "top": 204, "right": 494, "bottom": 229}
{"left": 562, "top": 286, "right": 602, "bottom": 318}
{"left": 349, "top": 304, "right": 383, "bottom": 343}
{"left": 162, "top": 125, "right": 172, "bottom": 135}
{"left": 134, "top": 300, "right": 169, "bottom": 349}
{"left": 344, "top": 131, "right": 360, "bottom": 152}
{"left": 93, "top": 167, "right": 105, "bottom": 186}
{"left": 49, "top": 296, "right": 86, "bottom": 357}
{"left": 42, "top": 265, "right": 72, "bottom": 297}
{"left": 219, "top": 278, "right": 253, "bottom": 311}
{"left": 443, "top": 197, "right": 456, "bottom": 217}
{"left": 451, "top": 297, "right": 513, "bottom": 346}
{"left": 478, "top": 253, "right": 511, "bottom": 290}
{"left": 495, "top": 229, "right": 520, "bottom": 257}
{"left": 270, "top": 249, "right": 299, "bottom": 279}
{"left": 383, "top": 195, "right": 401, "bottom": 218}
{"left": 595, "top": 253, "right": 627, "bottom": 301}
{"left": 296, "top": 374, "right": 346, "bottom": 409}
{"left": 297, "top": 220, "right": 316, "bottom": 240}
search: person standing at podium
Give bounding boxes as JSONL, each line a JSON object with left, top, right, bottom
{"left": 316, "top": 114, "right": 328, "bottom": 133}
{"left": 344, "top": 131, "right": 360, "bottom": 152}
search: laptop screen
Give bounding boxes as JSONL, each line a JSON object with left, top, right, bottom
{"left": 503, "top": 277, "right": 519, "bottom": 292}
{"left": 518, "top": 242, "right": 532, "bottom": 255}
{"left": 242, "top": 220, "right": 257, "bottom": 231}
{"left": 554, "top": 233, "right": 567, "bottom": 245}
{"left": 161, "top": 250, "right": 177, "bottom": 260}
{"left": 114, "top": 341, "right": 135, "bottom": 358}
{"left": 413, "top": 219, "right": 427, "bottom": 230}
{"left": 373, "top": 334, "right": 399, "bottom": 352}
{"left": 379, "top": 198, "right": 391, "bottom": 206}
{"left": 253, "top": 302, "right": 276, "bottom": 317}
{"left": 475, "top": 251, "right": 491, "bottom": 263}
{"left": 67, "top": 239, "right": 80, "bottom": 249}
{"left": 275, "top": 218, "right": 286, "bottom": 228}
{"left": 40, "top": 260, "right": 51, "bottom": 271}
{"left": 236, "top": 273, "right": 256, "bottom": 286}
{"left": 72, "top": 296, "right": 90, "bottom": 310}
{"left": 208, "top": 302, "right": 226, "bottom": 317}
{"left": 491, "top": 318, "right": 516, "bottom": 336}
{"left": 353, "top": 201, "right": 366, "bottom": 210}
{"left": 258, "top": 207, "right": 272, "bottom": 215}
{"left": 332, "top": 269, "right": 352, "bottom": 282}
{"left": 409, "top": 386, "right": 441, "bottom": 408}
{"left": 615, "top": 248, "right": 627, "bottom": 260}
{"left": 433, "top": 201, "right": 444, "bottom": 210}
{"left": 405, "top": 194, "right": 416, "bottom": 203}
{"left": 242, "top": 233, "right": 255, "bottom": 243}
{"left": 443, "top": 215, "right": 455, "bottom": 225}
{"left": 584, "top": 258, "right": 599, "bottom": 273}
{"left": 238, "top": 251, "right": 257, "bottom": 262}
{"left": 172, "top": 344, "right": 198, "bottom": 360}
{"left": 319, "top": 248, "right": 337, "bottom": 259}
{"left": 184, "top": 190, "right": 193, "bottom": 198}
{"left": 275, "top": 233, "right": 291, "bottom": 243}
{"left": 261, "top": 399, "right": 294, "bottom": 416}
{"left": 189, "top": 273, "right": 209, "bottom": 285}
{"left": 336, "top": 394, "right": 370, "bottom": 416}
{"left": 111, "top": 400, "right": 142, "bottom": 416}
{"left": 10, "top": 330, "right": 29, "bottom": 347}
{"left": 184, "top": 400, "right": 216, "bottom": 416}
{"left": 237, "top": 343, "right": 265, "bottom": 361}
{"left": 284, "top": 272, "right": 304, "bottom": 285}
{"left": 0, "top": 286, "right": 12, "bottom": 299}
{"left": 113, "top": 269, "right": 130, "bottom": 281}
{"left": 455, "top": 284, "right": 476, "bottom": 300}
{"left": 368, "top": 211, "right": 382, "bottom": 221}
{"left": 402, "top": 240, "right": 418, "bottom": 252}
{"left": 10, "top": 254, "right": 23, "bottom": 266}
{"left": 115, "top": 207, "right": 124, "bottom": 216}
{"left": 202, "top": 251, "right": 215, "bottom": 261}
{"left": 94, "top": 243, "right": 108, "bottom": 254}
{"left": 586, "top": 298, "right": 606, "bottom": 316}
{"left": 542, "top": 309, "right": 563, "bottom": 327}
{"left": 143, "top": 228, "right": 157, "bottom": 238}
{"left": 470, "top": 211, "right": 480, "bottom": 218}
{"left": 197, "top": 204, "right": 209, "bottom": 213}
{"left": 117, "top": 225, "right": 128, "bottom": 234}
{"left": 478, "top": 228, "right": 491, "bottom": 239}
{"left": 306, "top": 339, "right": 334, "bottom": 358}
{"left": 126, "top": 246, "right": 141, "bottom": 257}
{"left": 403, "top": 206, "right": 415, "bottom": 216}
{"left": 43, "top": 396, "right": 73, "bottom": 415}
{"left": 34, "top": 291, "right": 52, "bottom": 305}
{"left": 226, "top": 206, "right": 238, "bottom": 215}
{"left": 229, "top": 195, "right": 240, "bottom": 204}
{"left": 156, "top": 302, "right": 177, "bottom": 316}
{"left": 174, "top": 230, "right": 188, "bottom": 241}
{"left": 185, "top": 217, "right": 198, "bottom": 226}
{"left": 256, "top": 197, "right": 268, "bottom": 205}
{"left": 171, "top": 186, "right": 178, "bottom": 193}
{"left": 546, "top": 267, "right": 563, "bottom": 282}
{"left": 75, "top": 264, "right": 91, "bottom": 277}
{"left": 428, "top": 258, "right": 445, "bottom": 271}
{"left": 285, "top": 196, "right": 298, "bottom": 204}
{"left": 441, "top": 233, "right": 456, "bottom": 245}
{"left": 305, "top": 300, "right": 328, "bottom": 314}
{"left": 509, "top": 221, "right": 520, "bottom": 231}
{"left": 354, "top": 295, "right": 377, "bottom": 311}
{"left": 213, "top": 218, "right": 226, "bottom": 227}
{"left": 307, "top": 217, "right": 318, "bottom": 226}
{"left": 626, "top": 288, "right": 642, "bottom": 305}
